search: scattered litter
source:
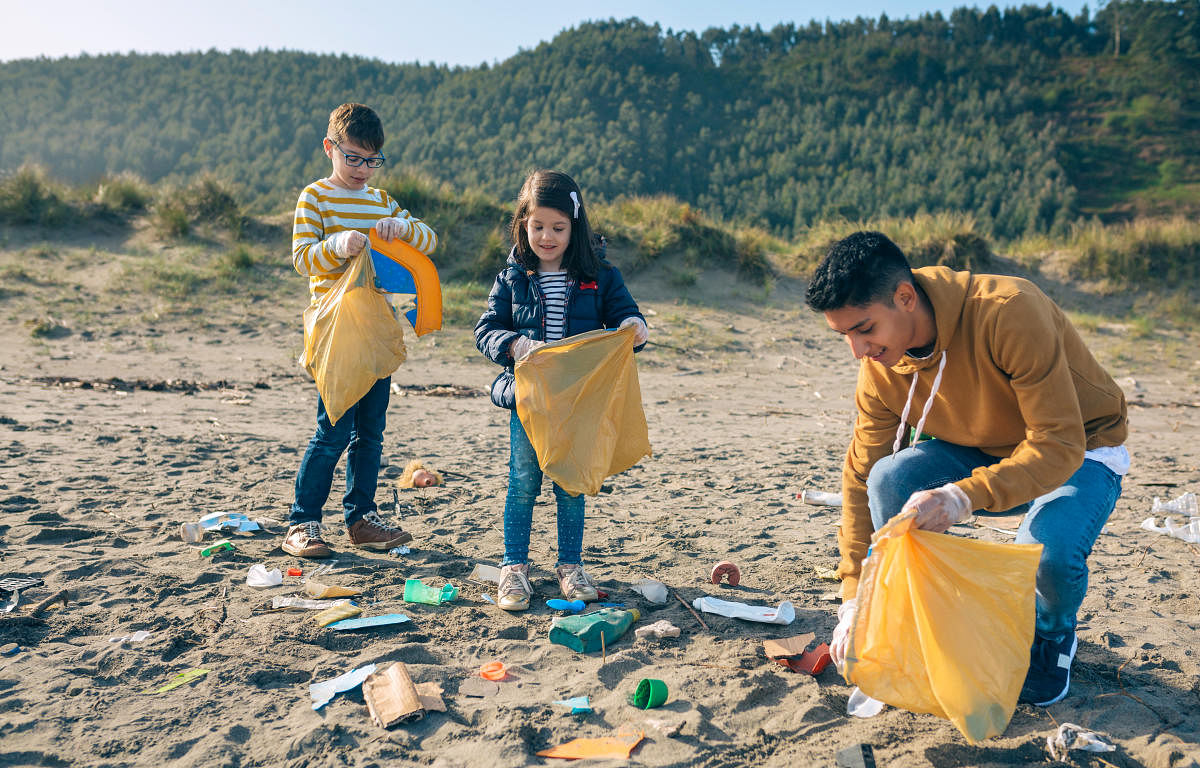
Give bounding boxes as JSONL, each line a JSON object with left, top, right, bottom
{"left": 146, "top": 668, "right": 210, "bottom": 694}
{"left": 0, "top": 575, "right": 44, "bottom": 596}
{"left": 109, "top": 630, "right": 152, "bottom": 644}
{"left": 763, "top": 632, "right": 816, "bottom": 665}
{"left": 709, "top": 561, "right": 741, "bottom": 586}
{"left": 692, "top": 596, "right": 795, "bottom": 625}
{"left": 314, "top": 602, "right": 362, "bottom": 627}
{"left": 813, "top": 565, "right": 840, "bottom": 582}
{"left": 307, "top": 561, "right": 339, "bottom": 580}
{"left": 1, "top": 591, "right": 18, "bottom": 613}
{"left": 634, "top": 620, "right": 680, "bottom": 641}
{"left": 1047, "top": 722, "right": 1117, "bottom": 761}
{"left": 363, "top": 662, "right": 445, "bottom": 728}
{"left": 480, "top": 594, "right": 496, "bottom": 605}
{"left": 554, "top": 695, "right": 591, "bottom": 714}
{"left": 30, "top": 589, "right": 74, "bottom": 616}
{"left": 546, "top": 599, "right": 585, "bottom": 613}
{"left": 403, "top": 578, "right": 459, "bottom": 605}
{"left": 847, "top": 687, "right": 885, "bottom": 718}
{"left": 272, "top": 596, "right": 350, "bottom": 611}
{"left": 480, "top": 661, "right": 507, "bottom": 681}
{"left": 310, "top": 663, "right": 376, "bottom": 710}
{"left": 630, "top": 578, "right": 668, "bottom": 604}
{"left": 399, "top": 459, "right": 443, "bottom": 488}
{"left": 820, "top": 592, "right": 841, "bottom": 602}
{"left": 199, "top": 540, "right": 234, "bottom": 557}
{"left": 799, "top": 489, "right": 843, "bottom": 506}
{"left": 1, "top": 643, "right": 19, "bottom": 656}
{"left": 630, "top": 678, "right": 668, "bottom": 709}
{"left": 198, "top": 511, "right": 261, "bottom": 533}
{"left": 549, "top": 607, "right": 641, "bottom": 653}
{"left": 1141, "top": 515, "right": 1200, "bottom": 544}
{"left": 246, "top": 564, "right": 283, "bottom": 588}
{"left": 388, "top": 546, "right": 410, "bottom": 556}
{"left": 835, "top": 743, "right": 877, "bottom": 768}
{"left": 1153, "top": 491, "right": 1198, "bottom": 516}
{"left": 536, "top": 728, "right": 644, "bottom": 760}
{"left": 977, "top": 523, "right": 1018, "bottom": 537}
{"left": 286, "top": 567, "right": 303, "bottom": 577}
{"left": 179, "top": 522, "right": 203, "bottom": 543}
{"left": 796, "top": 643, "right": 832, "bottom": 675}
{"left": 327, "top": 613, "right": 411, "bottom": 631}
{"left": 304, "top": 581, "right": 360, "bottom": 599}
{"left": 459, "top": 678, "right": 500, "bottom": 697}
{"left": 468, "top": 564, "right": 502, "bottom": 585}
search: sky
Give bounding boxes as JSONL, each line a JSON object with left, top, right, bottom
{"left": 2, "top": 0, "right": 1093, "bottom": 69}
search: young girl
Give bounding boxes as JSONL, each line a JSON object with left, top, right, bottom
{"left": 474, "top": 170, "right": 649, "bottom": 611}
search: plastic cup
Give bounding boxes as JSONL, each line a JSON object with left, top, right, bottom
{"left": 480, "top": 661, "right": 506, "bottom": 681}
{"left": 180, "top": 522, "right": 203, "bottom": 543}
{"left": 632, "top": 678, "right": 668, "bottom": 709}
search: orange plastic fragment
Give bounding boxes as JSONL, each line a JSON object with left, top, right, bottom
{"left": 480, "top": 661, "right": 506, "bottom": 681}
{"left": 536, "top": 729, "right": 644, "bottom": 760}
{"left": 796, "top": 642, "right": 832, "bottom": 675}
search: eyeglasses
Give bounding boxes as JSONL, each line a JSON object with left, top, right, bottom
{"left": 327, "top": 138, "right": 386, "bottom": 168}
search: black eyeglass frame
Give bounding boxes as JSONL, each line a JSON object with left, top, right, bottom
{"left": 327, "top": 138, "right": 387, "bottom": 168}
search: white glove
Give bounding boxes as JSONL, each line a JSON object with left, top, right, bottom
{"left": 510, "top": 335, "right": 545, "bottom": 362}
{"left": 901, "top": 482, "right": 972, "bottom": 533}
{"left": 619, "top": 316, "right": 649, "bottom": 345}
{"left": 375, "top": 217, "right": 412, "bottom": 242}
{"left": 830, "top": 598, "right": 857, "bottom": 672}
{"left": 327, "top": 230, "right": 367, "bottom": 260}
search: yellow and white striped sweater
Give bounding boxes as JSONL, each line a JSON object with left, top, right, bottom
{"left": 292, "top": 179, "right": 438, "bottom": 303}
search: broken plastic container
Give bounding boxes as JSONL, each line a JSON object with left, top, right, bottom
{"left": 246, "top": 564, "right": 283, "bottom": 588}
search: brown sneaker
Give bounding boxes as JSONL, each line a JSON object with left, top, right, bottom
{"left": 556, "top": 563, "right": 599, "bottom": 602}
{"left": 347, "top": 512, "right": 413, "bottom": 551}
{"left": 281, "top": 521, "right": 332, "bottom": 558}
{"left": 497, "top": 563, "right": 532, "bottom": 611}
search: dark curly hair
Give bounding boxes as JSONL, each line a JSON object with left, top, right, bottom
{"left": 806, "top": 231, "right": 914, "bottom": 311}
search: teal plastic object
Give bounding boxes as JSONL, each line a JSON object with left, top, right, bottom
{"left": 548, "top": 607, "right": 641, "bottom": 653}
{"left": 554, "top": 695, "right": 592, "bottom": 714}
{"left": 403, "top": 578, "right": 459, "bottom": 605}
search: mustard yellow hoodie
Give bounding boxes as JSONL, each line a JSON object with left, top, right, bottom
{"left": 837, "top": 266, "right": 1128, "bottom": 599}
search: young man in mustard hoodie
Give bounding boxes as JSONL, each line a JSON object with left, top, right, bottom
{"left": 807, "top": 231, "right": 1129, "bottom": 707}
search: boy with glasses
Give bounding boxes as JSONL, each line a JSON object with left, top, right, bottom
{"left": 285, "top": 102, "right": 438, "bottom": 558}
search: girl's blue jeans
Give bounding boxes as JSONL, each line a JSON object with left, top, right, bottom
{"left": 866, "top": 439, "right": 1122, "bottom": 638}
{"left": 503, "top": 410, "right": 585, "bottom": 567}
{"left": 290, "top": 376, "right": 390, "bottom": 527}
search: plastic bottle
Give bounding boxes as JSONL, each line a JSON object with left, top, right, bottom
{"left": 549, "top": 607, "right": 641, "bottom": 653}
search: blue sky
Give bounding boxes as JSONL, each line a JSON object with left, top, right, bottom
{"left": 4, "top": 0, "right": 1092, "bottom": 68}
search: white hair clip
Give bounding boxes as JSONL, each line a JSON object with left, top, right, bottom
{"left": 569, "top": 191, "right": 580, "bottom": 219}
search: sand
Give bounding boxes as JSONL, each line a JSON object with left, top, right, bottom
{"left": 2, "top": 268, "right": 1200, "bottom": 768}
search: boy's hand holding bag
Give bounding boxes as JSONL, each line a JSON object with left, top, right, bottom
{"left": 302, "top": 249, "right": 406, "bottom": 425}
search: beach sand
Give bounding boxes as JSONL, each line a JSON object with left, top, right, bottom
{"left": 2, "top": 268, "right": 1199, "bottom": 768}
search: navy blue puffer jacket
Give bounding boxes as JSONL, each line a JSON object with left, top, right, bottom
{"left": 475, "top": 249, "right": 645, "bottom": 409}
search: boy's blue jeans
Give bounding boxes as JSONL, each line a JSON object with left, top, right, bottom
{"left": 291, "top": 377, "right": 390, "bottom": 527}
{"left": 502, "top": 410, "right": 585, "bottom": 567}
{"left": 866, "top": 439, "right": 1123, "bottom": 639}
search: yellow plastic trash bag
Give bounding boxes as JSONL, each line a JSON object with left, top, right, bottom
{"left": 515, "top": 325, "right": 651, "bottom": 496}
{"left": 845, "top": 512, "right": 1042, "bottom": 743}
{"left": 302, "top": 250, "right": 405, "bottom": 425}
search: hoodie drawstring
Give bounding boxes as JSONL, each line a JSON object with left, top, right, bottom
{"left": 892, "top": 350, "right": 947, "bottom": 455}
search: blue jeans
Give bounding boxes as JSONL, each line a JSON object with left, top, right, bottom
{"left": 291, "top": 377, "right": 391, "bottom": 527}
{"left": 866, "top": 440, "right": 1122, "bottom": 638}
{"left": 503, "top": 410, "right": 585, "bottom": 567}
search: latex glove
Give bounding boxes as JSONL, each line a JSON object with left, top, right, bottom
{"left": 901, "top": 482, "right": 972, "bottom": 533}
{"left": 327, "top": 230, "right": 366, "bottom": 260}
{"left": 375, "top": 216, "right": 411, "bottom": 242}
{"left": 830, "top": 598, "right": 857, "bottom": 672}
{"left": 509, "top": 335, "right": 545, "bottom": 362}
{"left": 619, "top": 316, "right": 649, "bottom": 345}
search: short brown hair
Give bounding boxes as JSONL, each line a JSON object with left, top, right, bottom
{"left": 327, "top": 103, "right": 384, "bottom": 152}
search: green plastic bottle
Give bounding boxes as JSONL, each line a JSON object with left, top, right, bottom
{"left": 549, "top": 607, "right": 642, "bottom": 653}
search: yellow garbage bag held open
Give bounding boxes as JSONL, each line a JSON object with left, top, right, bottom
{"left": 515, "top": 325, "right": 651, "bottom": 496}
{"left": 845, "top": 512, "right": 1042, "bottom": 743}
{"left": 302, "top": 250, "right": 406, "bottom": 426}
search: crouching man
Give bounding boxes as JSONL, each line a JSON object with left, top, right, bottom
{"left": 807, "top": 231, "right": 1128, "bottom": 706}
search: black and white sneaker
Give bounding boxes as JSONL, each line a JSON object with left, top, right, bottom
{"left": 1019, "top": 630, "right": 1078, "bottom": 706}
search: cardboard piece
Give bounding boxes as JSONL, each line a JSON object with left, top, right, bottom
{"left": 468, "top": 564, "right": 502, "bottom": 585}
{"left": 536, "top": 729, "right": 645, "bottom": 760}
{"left": 762, "top": 632, "right": 816, "bottom": 661}
{"left": 363, "top": 662, "right": 446, "bottom": 728}
{"left": 305, "top": 580, "right": 362, "bottom": 599}
{"left": 314, "top": 602, "right": 362, "bottom": 627}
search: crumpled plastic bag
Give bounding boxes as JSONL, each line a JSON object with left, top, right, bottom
{"left": 692, "top": 596, "right": 795, "bottom": 625}
{"left": 1047, "top": 722, "right": 1116, "bottom": 761}
{"left": 845, "top": 512, "right": 1042, "bottom": 744}
{"left": 302, "top": 250, "right": 405, "bottom": 425}
{"left": 515, "top": 325, "right": 651, "bottom": 496}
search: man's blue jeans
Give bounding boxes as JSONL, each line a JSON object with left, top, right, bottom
{"left": 502, "top": 410, "right": 585, "bottom": 567}
{"left": 867, "top": 440, "right": 1122, "bottom": 638}
{"left": 290, "top": 377, "right": 390, "bottom": 527}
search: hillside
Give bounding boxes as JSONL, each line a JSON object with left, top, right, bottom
{"left": 1, "top": 1, "right": 1197, "bottom": 240}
